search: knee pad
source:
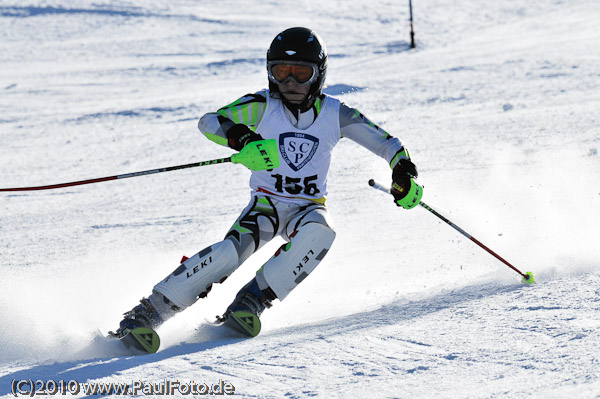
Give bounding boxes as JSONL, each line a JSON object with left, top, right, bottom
{"left": 257, "top": 222, "right": 335, "bottom": 301}
{"left": 153, "top": 239, "right": 239, "bottom": 308}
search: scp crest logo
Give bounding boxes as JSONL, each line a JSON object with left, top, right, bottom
{"left": 279, "top": 132, "right": 319, "bottom": 171}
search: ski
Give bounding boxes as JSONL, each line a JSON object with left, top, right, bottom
{"left": 216, "top": 310, "right": 262, "bottom": 337}
{"left": 116, "top": 326, "right": 160, "bottom": 354}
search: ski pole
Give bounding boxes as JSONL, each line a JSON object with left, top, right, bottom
{"left": 368, "top": 179, "right": 534, "bottom": 284}
{"left": 408, "top": 0, "right": 416, "bottom": 49}
{"left": 0, "top": 158, "right": 231, "bottom": 192}
{"left": 0, "top": 139, "right": 279, "bottom": 192}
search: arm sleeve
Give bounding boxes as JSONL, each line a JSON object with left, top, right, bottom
{"left": 339, "top": 102, "right": 411, "bottom": 169}
{"left": 198, "top": 90, "right": 268, "bottom": 147}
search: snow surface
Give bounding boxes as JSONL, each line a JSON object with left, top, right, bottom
{"left": 1, "top": 0, "right": 600, "bottom": 397}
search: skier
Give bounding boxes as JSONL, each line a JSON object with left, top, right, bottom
{"left": 112, "top": 27, "right": 423, "bottom": 338}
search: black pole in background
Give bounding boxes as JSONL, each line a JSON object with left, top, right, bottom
{"left": 409, "top": 0, "right": 416, "bottom": 48}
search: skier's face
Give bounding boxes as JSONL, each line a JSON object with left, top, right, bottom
{"left": 278, "top": 80, "right": 310, "bottom": 104}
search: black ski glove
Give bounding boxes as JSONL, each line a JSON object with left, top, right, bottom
{"left": 226, "top": 124, "right": 264, "bottom": 151}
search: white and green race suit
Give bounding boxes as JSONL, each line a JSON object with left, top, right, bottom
{"left": 147, "top": 89, "right": 413, "bottom": 321}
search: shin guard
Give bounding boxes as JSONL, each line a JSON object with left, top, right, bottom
{"left": 153, "top": 239, "right": 239, "bottom": 308}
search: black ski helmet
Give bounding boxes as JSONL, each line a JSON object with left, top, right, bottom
{"left": 266, "top": 27, "right": 328, "bottom": 107}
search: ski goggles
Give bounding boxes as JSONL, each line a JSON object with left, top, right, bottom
{"left": 267, "top": 61, "right": 319, "bottom": 86}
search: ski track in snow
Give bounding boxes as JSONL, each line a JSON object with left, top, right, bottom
{"left": 1, "top": 0, "right": 600, "bottom": 398}
{"left": 1, "top": 274, "right": 599, "bottom": 397}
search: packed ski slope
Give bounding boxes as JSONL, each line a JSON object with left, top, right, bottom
{"left": 1, "top": 0, "right": 599, "bottom": 397}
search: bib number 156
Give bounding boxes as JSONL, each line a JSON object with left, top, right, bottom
{"left": 271, "top": 174, "right": 320, "bottom": 196}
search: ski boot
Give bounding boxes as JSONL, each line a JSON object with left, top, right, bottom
{"left": 216, "top": 278, "right": 275, "bottom": 337}
{"left": 109, "top": 297, "right": 164, "bottom": 339}
{"left": 109, "top": 292, "right": 182, "bottom": 353}
{"left": 110, "top": 292, "right": 182, "bottom": 338}
{"left": 106, "top": 297, "right": 166, "bottom": 354}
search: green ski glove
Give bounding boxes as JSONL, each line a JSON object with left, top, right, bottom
{"left": 391, "top": 158, "right": 423, "bottom": 209}
{"left": 231, "top": 139, "right": 280, "bottom": 171}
